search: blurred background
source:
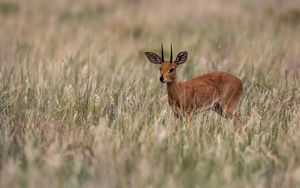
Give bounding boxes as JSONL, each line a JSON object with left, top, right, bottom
{"left": 1, "top": 0, "right": 300, "bottom": 77}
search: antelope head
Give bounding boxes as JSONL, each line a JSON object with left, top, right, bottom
{"left": 145, "top": 44, "right": 188, "bottom": 83}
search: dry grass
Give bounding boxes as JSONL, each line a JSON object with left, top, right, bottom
{"left": 1, "top": 0, "right": 300, "bottom": 187}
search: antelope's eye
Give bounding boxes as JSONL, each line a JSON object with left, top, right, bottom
{"left": 159, "top": 67, "right": 162, "bottom": 71}
{"left": 169, "top": 68, "right": 175, "bottom": 73}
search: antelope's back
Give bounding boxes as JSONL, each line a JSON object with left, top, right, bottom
{"left": 189, "top": 71, "right": 243, "bottom": 95}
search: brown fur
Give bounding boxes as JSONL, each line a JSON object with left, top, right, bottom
{"left": 161, "top": 61, "right": 243, "bottom": 124}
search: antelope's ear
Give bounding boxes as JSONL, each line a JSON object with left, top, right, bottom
{"left": 144, "top": 52, "right": 162, "bottom": 64}
{"left": 174, "top": 51, "right": 188, "bottom": 65}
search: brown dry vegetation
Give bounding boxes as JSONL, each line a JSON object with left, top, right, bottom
{"left": 1, "top": 0, "right": 300, "bottom": 187}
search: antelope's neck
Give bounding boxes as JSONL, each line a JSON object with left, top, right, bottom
{"left": 166, "top": 79, "right": 179, "bottom": 102}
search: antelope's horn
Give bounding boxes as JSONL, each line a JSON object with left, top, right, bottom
{"left": 170, "top": 44, "right": 173, "bottom": 63}
{"left": 161, "top": 43, "right": 164, "bottom": 62}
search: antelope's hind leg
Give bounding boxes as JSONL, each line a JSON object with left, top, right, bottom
{"left": 223, "top": 92, "right": 243, "bottom": 125}
{"left": 212, "top": 102, "right": 224, "bottom": 116}
{"left": 212, "top": 102, "right": 240, "bottom": 124}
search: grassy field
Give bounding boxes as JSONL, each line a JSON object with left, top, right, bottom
{"left": 1, "top": 0, "right": 300, "bottom": 187}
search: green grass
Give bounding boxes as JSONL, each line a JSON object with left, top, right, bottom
{"left": 1, "top": 0, "right": 300, "bottom": 187}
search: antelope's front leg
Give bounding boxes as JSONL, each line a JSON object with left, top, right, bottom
{"left": 171, "top": 106, "right": 183, "bottom": 119}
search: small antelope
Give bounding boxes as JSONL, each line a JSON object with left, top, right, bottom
{"left": 145, "top": 44, "right": 243, "bottom": 124}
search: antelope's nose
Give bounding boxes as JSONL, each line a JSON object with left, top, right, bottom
{"left": 160, "top": 75, "right": 164, "bottom": 83}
